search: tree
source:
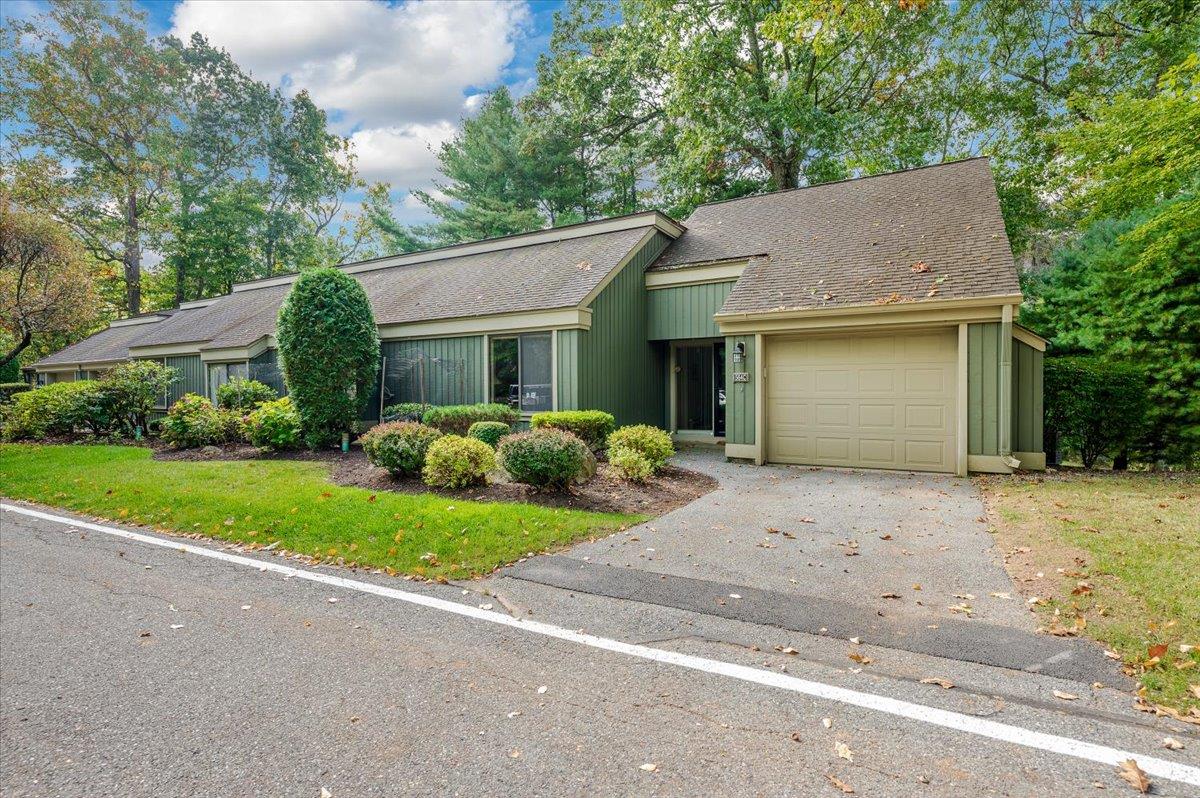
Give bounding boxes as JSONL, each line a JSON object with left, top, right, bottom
{"left": 276, "top": 268, "right": 379, "bottom": 448}
{"left": 2, "top": 0, "right": 186, "bottom": 315}
{"left": 0, "top": 198, "right": 97, "bottom": 369}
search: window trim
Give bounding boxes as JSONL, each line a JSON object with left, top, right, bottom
{"left": 487, "top": 331, "right": 556, "bottom": 416}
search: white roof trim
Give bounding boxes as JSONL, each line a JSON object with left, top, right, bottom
{"left": 109, "top": 314, "right": 168, "bottom": 328}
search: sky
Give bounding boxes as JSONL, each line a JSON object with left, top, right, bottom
{"left": 8, "top": 0, "right": 567, "bottom": 225}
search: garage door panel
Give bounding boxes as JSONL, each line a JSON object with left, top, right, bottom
{"left": 767, "top": 330, "right": 957, "bottom": 473}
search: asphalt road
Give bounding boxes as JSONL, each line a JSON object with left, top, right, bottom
{"left": 2, "top": 503, "right": 1198, "bottom": 797}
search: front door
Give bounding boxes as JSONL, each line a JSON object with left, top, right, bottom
{"left": 674, "top": 341, "right": 725, "bottom": 439}
{"left": 713, "top": 342, "right": 726, "bottom": 437}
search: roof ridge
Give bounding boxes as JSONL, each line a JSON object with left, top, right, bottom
{"left": 687, "top": 157, "right": 992, "bottom": 213}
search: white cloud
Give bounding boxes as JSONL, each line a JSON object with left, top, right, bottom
{"left": 170, "top": 0, "right": 530, "bottom": 194}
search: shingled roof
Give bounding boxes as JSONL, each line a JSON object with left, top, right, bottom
{"left": 31, "top": 312, "right": 192, "bottom": 367}
{"left": 653, "top": 158, "right": 1019, "bottom": 316}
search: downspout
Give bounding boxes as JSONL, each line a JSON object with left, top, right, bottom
{"left": 999, "top": 305, "right": 1019, "bottom": 469}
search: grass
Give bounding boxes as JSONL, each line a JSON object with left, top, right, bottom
{"left": 979, "top": 472, "right": 1200, "bottom": 713}
{"left": 0, "top": 444, "right": 641, "bottom": 579}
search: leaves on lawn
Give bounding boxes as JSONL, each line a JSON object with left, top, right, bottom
{"left": 1116, "top": 759, "right": 1150, "bottom": 793}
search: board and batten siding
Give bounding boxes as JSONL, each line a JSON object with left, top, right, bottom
{"left": 724, "top": 334, "right": 755, "bottom": 445}
{"left": 165, "top": 355, "right": 205, "bottom": 407}
{"left": 646, "top": 281, "right": 734, "bottom": 340}
{"left": 573, "top": 231, "right": 674, "bottom": 426}
{"left": 1011, "top": 338, "right": 1044, "bottom": 454}
{"left": 556, "top": 328, "right": 582, "bottom": 410}
{"left": 380, "top": 336, "right": 484, "bottom": 409}
{"left": 967, "top": 322, "right": 1003, "bottom": 456}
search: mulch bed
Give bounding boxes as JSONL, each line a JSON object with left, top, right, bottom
{"left": 153, "top": 442, "right": 716, "bottom": 516}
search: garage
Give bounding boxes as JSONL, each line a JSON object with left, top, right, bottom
{"left": 765, "top": 328, "right": 958, "bottom": 473}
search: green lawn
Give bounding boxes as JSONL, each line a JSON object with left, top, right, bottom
{"left": 0, "top": 444, "right": 640, "bottom": 579}
{"left": 981, "top": 473, "right": 1200, "bottom": 714}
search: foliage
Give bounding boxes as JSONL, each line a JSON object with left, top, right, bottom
{"left": 216, "top": 377, "right": 277, "bottom": 412}
{"left": 1044, "top": 357, "right": 1149, "bottom": 468}
{"left": 160, "top": 393, "right": 242, "bottom": 449}
{"left": 359, "top": 421, "right": 443, "bottom": 478}
{"left": 422, "top": 403, "right": 519, "bottom": 436}
{"left": 276, "top": 267, "right": 380, "bottom": 448}
{"left": 422, "top": 434, "right": 495, "bottom": 489}
{"left": 496, "top": 428, "right": 593, "bottom": 490}
{"left": 606, "top": 425, "right": 674, "bottom": 471}
{"left": 0, "top": 354, "right": 19, "bottom": 382}
{"left": 0, "top": 444, "right": 638, "bottom": 579}
{"left": 382, "top": 402, "right": 429, "bottom": 422}
{"left": 0, "top": 382, "right": 31, "bottom": 404}
{"left": 244, "top": 397, "right": 302, "bottom": 451}
{"left": 608, "top": 446, "right": 654, "bottom": 482}
{"left": 1, "top": 381, "right": 105, "bottom": 440}
{"left": 467, "top": 421, "right": 511, "bottom": 449}
{"left": 100, "top": 360, "right": 179, "bottom": 433}
{"left": 0, "top": 197, "right": 98, "bottom": 369}
{"left": 530, "top": 410, "right": 615, "bottom": 450}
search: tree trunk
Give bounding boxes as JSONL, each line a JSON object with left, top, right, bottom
{"left": 124, "top": 190, "right": 141, "bottom": 316}
{"left": 1113, "top": 450, "right": 1129, "bottom": 471}
{"left": 0, "top": 330, "right": 32, "bottom": 370}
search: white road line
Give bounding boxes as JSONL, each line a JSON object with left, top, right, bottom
{"left": 5, "top": 501, "right": 1198, "bottom": 788}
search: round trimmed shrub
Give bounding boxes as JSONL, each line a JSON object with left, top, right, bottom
{"left": 608, "top": 446, "right": 654, "bottom": 482}
{"left": 216, "top": 378, "right": 277, "bottom": 412}
{"left": 422, "top": 434, "right": 495, "bottom": 489}
{"left": 277, "top": 267, "right": 380, "bottom": 448}
{"left": 496, "top": 427, "right": 591, "bottom": 489}
{"left": 467, "top": 420, "right": 510, "bottom": 449}
{"left": 245, "top": 397, "right": 302, "bottom": 450}
{"left": 607, "top": 424, "right": 674, "bottom": 471}
{"left": 161, "top": 393, "right": 243, "bottom": 449}
{"left": 359, "top": 421, "right": 443, "bottom": 477}
{"left": 422, "top": 403, "right": 519, "bottom": 435}
{"left": 530, "top": 410, "right": 615, "bottom": 450}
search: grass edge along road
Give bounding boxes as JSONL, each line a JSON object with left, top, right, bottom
{"left": 0, "top": 444, "right": 640, "bottom": 579}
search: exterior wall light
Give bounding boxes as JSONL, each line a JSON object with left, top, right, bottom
{"left": 732, "top": 342, "right": 745, "bottom": 364}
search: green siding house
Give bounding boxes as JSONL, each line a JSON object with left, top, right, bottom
{"left": 34, "top": 158, "right": 1045, "bottom": 475}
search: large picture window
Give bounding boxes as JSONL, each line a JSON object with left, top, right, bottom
{"left": 491, "top": 332, "right": 552, "bottom": 413}
{"left": 207, "top": 361, "right": 248, "bottom": 403}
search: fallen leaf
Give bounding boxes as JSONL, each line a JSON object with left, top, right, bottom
{"left": 1148, "top": 643, "right": 1168, "bottom": 659}
{"left": 639, "top": 763, "right": 658, "bottom": 772}
{"left": 848, "top": 652, "right": 873, "bottom": 665}
{"left": 320, "top": 788, "right": 332, "bottom": 798}
{"left": 790, "top": 731, "right": 802, "bottom": 742}
{"left": 920, "top": 677, "right": 955, "bottom": 689}
{"left": 1053, "top": 690, "right": 1078, "bottom": 701}
{"left": 1162, "top": 736, "right": 1184, "bottom": 750}
{"left": 1116, "top": 759, "right": 1150, "bottom": 793}
{"left": 835, "top": 741, "right": 854, "bottom": 762}
{"left": 822, "top": 717, "right": 833, "bottom": 729}
{"left": 1180, "top": 643, "right": 1195, "bottom": 654}
{"left": 1190, "top": 684, "right": 1200, "bottom": 699}
{"left": 799, "top": 517, "right": 816, "bottom": 524}
{"left": 910, "top": 260, "right": 930, "bottom": 273}
{"left": 825, "top": 774, "right": 855, "bottom": 794}
{"left": 537, "top": 685, "right": 548, "bottom": 694}
{"left": 780, "top": 646, "right": 800, "bottom": 655}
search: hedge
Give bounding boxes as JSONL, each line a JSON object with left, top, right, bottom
{"left": 216, "top": 378, "right": 277, "bottom": 412}
{"left": 422, "top": 403, "right": 518, "bottom": 435}
{"left": 1044, "top": 356, "right": 1149, "bottom": 468}
{"left": 0, "top": 382, "right": 31, "bottom": 404}
{"left": 530, "top": 410, "right": 615, "bottom": 450}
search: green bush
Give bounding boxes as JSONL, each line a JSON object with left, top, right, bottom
{"left": 216, "top": 378, "right": 277, "bottom": 412}
{"left": 1044, "top": 356, "right": 1149, "bottom": 468}
{"left": 382, "top": 402, "right": 429, "bottom": 421}
{"left": 422, "top": 435, "right": 495, "bottom": 489}
{"left": 359, "top": 421, "right": 443, "bottom": 477}
{"left": 422, "top": 403, "right": 518, "bottom": 435}
{"left": 277, "top": 267, "right": 380, "bottom": 448}
{"left": 244, "top": 397, "right": 302, "bottom": 450}
{"left": 530, "top": 410, "right": 615, "bottom": 449}
{"left": 467, "top": 420, "right": 510, "bottom": 449}
{"left": 160, "top": 393, "right": 243, "bottom": 449}
{"left": 100, "top": 360, "right": 180, "bottom": 433}
{"left": 0, "top": 382, "right": 31, "bottom": 404}
{"left": 496, "top": 427, "right": 593, "bottom": 489}
{"left": 0, "top": 381, "right": 101, "bottom": 440}
{"left": 608, "top": 446, "right": 655, "bottom": 482}
{"left": 606, "top": 425, "right": 674, "bottom": 472}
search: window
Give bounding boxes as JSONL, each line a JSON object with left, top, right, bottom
{"left": 207, "top": 361, "right": 248, "bottom": 403}
{"left": 491, "top": 332, "right": 552, "bottom": 413}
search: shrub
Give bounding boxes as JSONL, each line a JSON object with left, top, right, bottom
{"left": 530, "top": 410, "right": 615, "bottom": 450}
{"left": 422, "top": 403, "right": 518, "bottom": 435}
{"left": 382, "top": 402, "right": 429, "bottom": 422}
{"left": 1044, "top": 356, "right": 1149, "bottom": 468}
{"left": 422, "top": 435, "right": 495, "bottom": 489}
{"left": 467, "top": 420, "right": 510, "bottom": 449}
{"left": 160, "top": 393, "right": 243, "bottom": 449}
{"left": 0, "top": 381, "right": 100, "bottom": 440}
{"left": 608, "top": 446, "right": 655, "bottom": 482}
{"left": 359, "top": 421, "right": 443, "bottom": 477}
{"left": 244, "top": 397, "right": 302, "bottom": 450}
{"left": 606, "top": 425, "right": 674, "bottom": 472}
{"left": 277, "top": 267, "right": 380, "bottom": 448}
{"left": 496, "top": 427, "right": 592, "bottom": 489}
{"left": 0, "top": 382, "right": 31, "bottom": 404}
{"left": 216, "top": 378, "right": 277, "bottom": 412}
{"left": 100, "top": 360, "right": 180, "bottom": 433}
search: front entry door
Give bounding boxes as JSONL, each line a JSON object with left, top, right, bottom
{"left": 713, "top": 342, "right": 726, "bottom": 437}
{"left": 675, "top": 341, "right": 725, "bottom": 438}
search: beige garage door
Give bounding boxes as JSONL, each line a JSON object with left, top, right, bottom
{"left": 766, "top": 329, "right": 958, "bottom": 472}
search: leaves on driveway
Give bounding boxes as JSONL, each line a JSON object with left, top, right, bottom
{"left": 825, "top": 774, "right": 855, "bottom": 793}
{"left": 920, "top": 677, "right": 955, "bottom": 689}
{"left": 1116, "top": 759, "right": 1150, "bottom": 793}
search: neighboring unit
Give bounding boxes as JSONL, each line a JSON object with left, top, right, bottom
{"left": 32, "top": 158, "right": 1044, "bottom": 475}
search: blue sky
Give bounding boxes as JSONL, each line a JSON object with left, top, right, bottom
{"left": 8, "top": 0, "right": 569, "bottom": 224}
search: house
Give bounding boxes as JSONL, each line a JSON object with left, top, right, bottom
{"left": 31, "top": 157, "right": 1046, "bottom": 475}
